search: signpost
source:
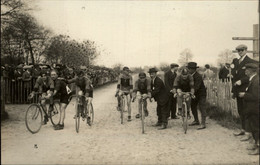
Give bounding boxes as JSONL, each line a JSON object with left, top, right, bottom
{"left": 232, "top": 24, "right": 259, "bottom": 61}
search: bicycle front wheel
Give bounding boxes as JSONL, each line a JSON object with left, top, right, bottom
{"left": 25, "top": 104, "right": 43, "bottom": 134}
{"left": 182, "top": 102, "right": 188, "bottom": 134}
{"left": 75, "top": 104, "right": 80, "bottom": 133}
{"left": 50, "top": 101, "right": 61, "bottom": 126}
{"left": 120, "top": 97, "right": 124, "bottom": 124}
{"left": 141, "top": 107, "right": 145, "bottom": 134}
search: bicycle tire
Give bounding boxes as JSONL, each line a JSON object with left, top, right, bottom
{"left": 120, "top": 96, "right": 124, "bottom": 124}
{"left": 75, "top": 104, "right": 80, "bottom": 133}
{"left": 25, "top": 104, "right": 43, "bottom": 134}
{"left": 50, "top": 101, "right": 61, "bottom": 126}
{"left": 141, "top": 103, "right": 145, "bottom": 134}
{"left": 182, "top": 102, "right": 188, "bottom": 134}
{"left": 87, "top": 103, "right": 94, "bottom": 126}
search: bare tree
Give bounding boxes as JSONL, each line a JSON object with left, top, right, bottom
{"left": 217, "top": 49, "right": 236, "bottom": 66}
{"left": 178, "top": 48, "right": 193, "bottom": 66}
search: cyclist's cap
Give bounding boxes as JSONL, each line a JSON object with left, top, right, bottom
{"left": 139, "top": 72, "right": 146, "bottom": 78}
{"left": 181, "top": 68, "right": 189, "bottom": 75}
{"left": 123, "top": 66, "right": 129, "bottom": 71}
{"left": 170, "top": 63, "right": 179, "bottom": 68}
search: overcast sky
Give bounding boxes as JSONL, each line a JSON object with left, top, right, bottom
{"left": 30, "top": 0, "right": 259, "bottom": 67}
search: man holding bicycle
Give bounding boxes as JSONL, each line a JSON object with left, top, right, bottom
{"left": 30, "top": 71, "right": 55, "bottom": 125}
{"left": 132, "top": 72, "right": 151, "bottom": 119}
{"left": 115, "top": 66, "right": 133, "bottom": 122}
{"left": 172, "top": 68, "right": 195, "bottom": 119}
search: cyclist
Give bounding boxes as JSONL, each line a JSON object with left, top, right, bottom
{"left": 30, "top": 70, "right": 55, "bottom": 125}
{"left": 172, "top": 68, "right": 195, "bottom": 118}
{"left": 132, "top": 72, "right": 151, "bottom": 118}
{"left": 50, "top": 69, "right": 71, "bottom": 130}
{"left": 115, "top": 66, "right": 133, "bottom": 121}
{"left": 67, "top": 69, "right": 93, "bottom": 125}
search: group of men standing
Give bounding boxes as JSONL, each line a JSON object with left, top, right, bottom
{"left": 149, "top": 62, "right": 207, "bottom": 130}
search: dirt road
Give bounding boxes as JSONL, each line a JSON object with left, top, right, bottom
{"left": 1, "top": 83, "right": 259, "bottom": 164}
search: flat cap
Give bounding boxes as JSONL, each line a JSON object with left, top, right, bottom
{"left": 170, "top": 63, "right": 179, "bottom": 68}
{"left": 245, "top": 63, "right": 258, "bottom": 70}
{"left": 148, "top": 68, "right": 158, "bottom": 73}
{"left": 236, "top": 44, "right": 248, "bottom": 50}
{"left": 123, "top": 66, "right": 130, "bottom": 71}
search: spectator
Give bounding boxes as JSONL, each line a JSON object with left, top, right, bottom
{"left": 238, "top": 63, "right": 259, "bottom": 155}
{"left": 203, "top": 64, "right": 214, "bottom": 80}
{"left": 22, "top": 66, "right": 32, "bottom": 102}
{"left": 164, "top": 63, "right": 179, "bottom": 119}
{"left": 232, "top": 44, "right": 257, "bottom": 138}
{"left": 32, "top": 64, "right": 41, "bottom": 80}
{"left": 219, "top": 63, "right": 231, "bottom": 82}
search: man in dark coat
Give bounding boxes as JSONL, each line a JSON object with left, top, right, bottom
{"left": 164, "top": 63, "right": 179, "bottom": 119}
{"left": 187, "top": 62, "right": 207, "bottom": 130}
{"left": 218, "top": 63, "right": 231, "bottom": 82}
{"left": 149, "top": 68, "right": 170, "bottom": 129}
{"left": 232, "top": 44, "right": 257, "bottom": 137}
{"left": 238, "top": 63, "right": 259, "bottom": 155}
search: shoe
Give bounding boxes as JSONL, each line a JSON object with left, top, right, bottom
{"left": 54, "top": 124, "right": 64, "bottom": 130}
{"left": 153, "top": 122, "right": 162, "bottom": 127}
{"left": 144, "top": 110, "right": 149, "bottom": 117}
{"left": 247, "top": 145, "right": 257, "bottom": 150}
{"left": 136, "top": 114, "right": 140, "bottom": 118}
{"left": 42, "top": 116, "right": 48, "bottom": 125}
{"left": 189, "top": 121, "right": 200, "bottom": 126}
{"left": 197, "top": 125, "right": 206, "bottom": 130}
{"left": 127, "top": 116, "right": 131, "bottom": 122}
{"left": 171, "top": 116, "right": 180, "bottom": 119}
{"left": 87, "top": 116, "right": 91, "bottom": 126}
{"left": 248, "top": 148, "right": 259, "bottom": 155}
{"left": 177, "top": 109, "right": 182, "bottom": 116}
{"left": 240, "top": 136, "right": 252, "bottom": 142}
{"left": 233, "top": 131, "right": 245, "bottom": 136}
{"left": 158, "top": 123, "right": 167, "bottom": 130}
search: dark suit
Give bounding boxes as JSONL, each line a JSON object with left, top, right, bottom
{"left": 164, "top": 70, "right": 177, "bottom": 118}
{"left": 191, "top": 71, "right": 207, "bottom": 125}
{"left": 231, "top": 55, "right": 256, "bottom": 130}
{"left": 218, "top": 66, "right": 230, "bottom": 82}
{"left": 151, "top": 76, "right": 170, "bottom": 124}
{"left": 244, "top": 74, "right": 259, "bottom": 143}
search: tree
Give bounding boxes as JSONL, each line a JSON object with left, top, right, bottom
{"left": 178, "top": 48, "right": 193, "bottom": 66}
{"left": 158, "top": 62, "right": 170, "bottom": 72}
{"left": 217, "top": 49, "right": 236, "bottom": 66}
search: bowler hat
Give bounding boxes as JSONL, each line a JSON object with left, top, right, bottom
{"left": 236, "top": 44, "right": 248, "bottom": 50}
{"left": 187, "top": 62, "right": 199, "bottom": 69}
{"left": 148, "top": 68, "right": 158, "bottom": 73}
{"left": 245, "top": 63, "right": 258, "bottom": 71}
{"left": 170, "top": 63, "right": 179, "bottom": 68}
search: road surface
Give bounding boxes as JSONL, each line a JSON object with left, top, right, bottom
{"left": 1, "top": 83, "right": 259, "bottom": 164}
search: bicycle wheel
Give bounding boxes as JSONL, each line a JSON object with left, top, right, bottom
{"left": 141, "top": 104, "right": 145, "bottom": 134}
{"left": 182, "top": 102, "right": 188, "bottom": 134}
{"left": 50, "top": 101, "right": 61, "bottom": 126}
{"left": 25, "top": 104, "right": 43, "bottom": 134}
{"left": 87, "top": 103, "right": 94, "bottom": 126}
{"left": 75, "top": 104, "right": 80, "bottom": 133}
{"left": 120, "top": 96, "right": 124, "bottom": 124}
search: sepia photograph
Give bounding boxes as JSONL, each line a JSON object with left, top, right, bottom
{"left": 1, "top": 0, "right": 259, "bottom": 164}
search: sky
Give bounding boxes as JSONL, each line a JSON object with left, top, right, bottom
{"left": 30, "top": 0, "right": 259, "bottom": 68}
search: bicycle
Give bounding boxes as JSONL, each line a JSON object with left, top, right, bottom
{"left": 174, "top": 92, "right": 195, "bottom": 134}
{"left": 70, "top": 93, "right": 94, "bottom": 133}
{"left": 25, "top": 92, "right": 61, "bottom": 134}
{"left": 132, "top": 93, "right": 151, "bottom": 134}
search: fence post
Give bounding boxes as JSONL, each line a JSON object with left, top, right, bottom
{"left": 1, "top": 76, "right": 7, "bottom": 119}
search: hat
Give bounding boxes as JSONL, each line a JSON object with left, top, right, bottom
{"left": 123, "top": 66, "right": 129, "bottom": 71}
{"left": 236, "top": 44, "right": 248, "bottom": 50}
{"left": 245, "top": 63, "right": 258, "bottom": 71}
{"left": 170, "top": 63, "right": 179, "bottom": 68}
{"left": 139, "top": 72, "right": 146, "bottom": 78}
{"left": 187, "top": 62, "right": 199, "bottom": 69}
{"left": 205, "top": 64, "right": 210, "bottom": 69}
{"left": 148, "top": 68, "right": 158, "bottom": 73}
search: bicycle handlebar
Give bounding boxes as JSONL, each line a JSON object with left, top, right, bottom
{"left": 173, "top": 92, "right": 195, "bottom": 99}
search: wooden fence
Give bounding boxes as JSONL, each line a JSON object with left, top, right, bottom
{"left": 2, "top": 76, "right": 117, "bottom": 104}
{"left": 204, "top": 79, "right": 239, "bottom": 118}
